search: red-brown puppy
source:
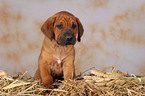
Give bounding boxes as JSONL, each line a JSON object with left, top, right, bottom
{"left": 34, "top": 11, "right": 84, "bottom": 88}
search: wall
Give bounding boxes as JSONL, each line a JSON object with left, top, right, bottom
{"left": 0, "top": 0, "right": 145, "bottom": 77}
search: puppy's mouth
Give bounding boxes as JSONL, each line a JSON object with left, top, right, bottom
{"left": 65, "top": 42, "right": 75, "bottom": 45}
{"left": 57, "top": 40, "right": 76, "bottom": 46}
{"left": 57, "top": 35, "right": 76, "bottom": 46}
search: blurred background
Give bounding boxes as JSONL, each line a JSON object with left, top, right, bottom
{"left": 0, "top": 0, "right": 145, "bottom": 77}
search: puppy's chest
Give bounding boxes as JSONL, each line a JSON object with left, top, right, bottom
{"left": 49, "top": 46, "right": 69, "bottom": 77}
{"left": 50, "top": 45, "right": 70, "bottom": 63}
{"left": 50, "top": 60, "right": 63, "bottom": 78}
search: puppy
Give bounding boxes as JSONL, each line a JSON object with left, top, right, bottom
{"left": 34, "top": 11, "right": 84, "bottom": 88}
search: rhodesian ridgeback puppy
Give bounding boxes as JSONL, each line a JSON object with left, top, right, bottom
{"left": 34, "top": 11, "right": 84, "bottom": 88}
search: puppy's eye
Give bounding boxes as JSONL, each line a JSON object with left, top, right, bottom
{"left": 56, "top": 24, "right": 63, "bottom": 29}
{"left": 72, "top": 23, "right": 77, "bottom": 29}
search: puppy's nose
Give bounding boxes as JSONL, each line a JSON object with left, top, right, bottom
{"left": 66, "top": 35, "right": 73, "bottom": 41}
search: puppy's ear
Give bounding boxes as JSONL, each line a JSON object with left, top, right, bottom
{"left": 76, "top": 17, "right": 84, "bottom": 42}
{"left": 41, "top": 16, "right": 56, "bottom": 40}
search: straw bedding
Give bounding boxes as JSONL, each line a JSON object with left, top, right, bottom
{"left": 0, "top": 66, "right": 145, "bottom": 96}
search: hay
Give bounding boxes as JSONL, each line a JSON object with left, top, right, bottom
{"left": 0, "top": 66, "right": 145, "bottom": 95}
{"left": 51, "top": 66, "right": 145, "bottom": 96}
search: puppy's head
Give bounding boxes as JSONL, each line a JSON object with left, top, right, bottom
{"left": 41, "top": 11, "right": 84, "bottom": 46}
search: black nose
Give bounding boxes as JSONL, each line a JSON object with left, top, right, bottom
{"left": 65, "top": 33, "right": 73, "bottom": 41}
{"left": 66, "top": 35, "right": 73, "bottom": 41}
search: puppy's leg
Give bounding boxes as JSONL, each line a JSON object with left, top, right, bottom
{"left": 63, "top": 64, "right": 75, "bottom": 80}
{"left": 39, "top": 63, "right": 54, "bottom": 88}
{"left": 63, "top": 56, "right": 75, "bottom": 80}
{"left": 34, "top": 69, "right": 40, "bottom": 80}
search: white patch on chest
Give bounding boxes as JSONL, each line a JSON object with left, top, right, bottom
{"left": 57, "top": 59, "right": 61, "bottom": 64}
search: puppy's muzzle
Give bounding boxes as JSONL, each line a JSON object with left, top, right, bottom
{"left": 65, "top": 33, "right": 73, "bottom": 41}
{"left": 57, "top": 31, "right": 76, "bottom": 46}
{"left": 65, "top": 32, "right": 76, "bottom": 45}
